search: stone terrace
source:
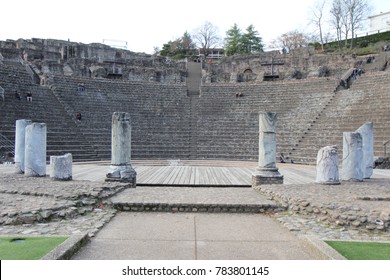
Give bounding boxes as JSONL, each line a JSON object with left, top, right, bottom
{"left": 194, "top": 78, "right": 336, "bottom": 160}
{"left": 50, "top": 75, "right": 191, "bottom": 160}
{"left": 1, "top": 60, "right": 390, "bottom": 163}
{"left": 0, "top": 62, "right": 99, "bottom": 161}
{"left": 291, "top": 71, "right": 390, "bottom": 164}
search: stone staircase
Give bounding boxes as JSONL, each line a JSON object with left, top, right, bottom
{"left": 195, "top": 78, "right": 336, "bottom": 161}
{"left": 288, "top": 71, "right": 390, "bottom": 164}
{"left": 0, "top": 62, "right": 100, "bottom": 161}
{"left": 2, "top": 59, "right": 389, "bottom": 164}
{"left": 186, "top": 61, "right": 201, "bottom": 96}
{"left": 50, "top": 75, "right": 191, "bottom": 160}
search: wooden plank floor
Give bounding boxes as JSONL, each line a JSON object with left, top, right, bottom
{"left": 2, "top": 160, "right": 390, "bottom": 185}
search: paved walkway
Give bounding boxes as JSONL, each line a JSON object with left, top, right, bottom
{"left": 72, "top": 212, "right": 327, "bottom": 260}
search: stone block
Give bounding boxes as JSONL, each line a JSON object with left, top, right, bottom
{"left": 50, "top": 153, "right": 72, "bottom": 181}
{"left": 316, "top": 145, "right": 340, "bottom": 185}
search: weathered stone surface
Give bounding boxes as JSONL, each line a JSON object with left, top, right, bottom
{"left": 258, "top": 112, "right": 277, "bottom": 168}
{"left": 252, "top": 112, "right": 283, "bottom": 186}
{"left": 316, "top": 146, "right": 340, "bottom": 185}
{"left": 25, "top": 123, "right": 46, "bottom": 177}
{"left": 14, "top": 119, "right": 32, "bottom": 173}
{"left": 106, "top": 112, "right": 136, "bottom": 185}
{"left": 50, "top": 153, "right": 72, "bottom": 181}
{"left": 342, "top": 132, "right": 363, "bottom": 182}
{"left": 355, "top": 122, "right": 374, "bottom": 179}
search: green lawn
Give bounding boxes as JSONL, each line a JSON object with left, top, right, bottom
{"left": 326, "top": 241, "right": 390, "bottom": 260}
{"left": 0, "top": 236, "right": 68, "bottom": 260}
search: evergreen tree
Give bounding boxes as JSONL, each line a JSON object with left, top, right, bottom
{"left": 159, "top": 32, "right": 196, "bottom": 59}
{"left": 224, "top": 24, "right": 263, "bottom": 56}
{"left": 241, "top": 24, "right": 263, "bottom": 54}
{"left": 225, "top": 23, "right": 242, "bottom": 56}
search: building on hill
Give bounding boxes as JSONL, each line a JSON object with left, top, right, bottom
{"left": 368, "top": 11, "right": 390, "bottom": 33}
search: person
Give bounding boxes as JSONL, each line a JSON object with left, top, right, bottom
{"left": 15, "top": 90, "right": 21, "bottom": 100}
{"left": 26, "top": 91, "right": 32, "bottom": 102}
{"left": 76, "top": 112, "right": 82, "bottom": 121}
{"left": 78, "top": 83, "right": 85, "bottom": 92}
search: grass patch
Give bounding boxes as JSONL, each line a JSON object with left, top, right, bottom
{"left": 326, "top": 241, "right": 390, "bottom": 260}
{"left": 0, "top": 236, "right": 68, "bottom": 260}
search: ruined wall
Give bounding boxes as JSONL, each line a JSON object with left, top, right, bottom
{"left": 203, "top": 47, "right": 363, "bottom": 83}
{"left": 0, "top": 38, "right": 186, "bottom": 83}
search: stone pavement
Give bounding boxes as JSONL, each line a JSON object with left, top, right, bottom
{"left": 72, "top": 212, "right": 328, "bottom": 260}
{"left": 0, "top": 162, "right": 390, "bottom": 259}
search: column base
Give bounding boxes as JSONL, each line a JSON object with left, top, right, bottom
{"left": 252, "top": 167, "right": 283, "bottom": 186}
{"left": 106, "top": 164, "right": 137, "bottom": 187}
{"left": 315, "top": 180, "right": 340, "bottom": 185}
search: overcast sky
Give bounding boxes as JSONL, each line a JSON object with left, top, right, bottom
{"left": 1, "top": 0, "right": 389, "bottom": 54}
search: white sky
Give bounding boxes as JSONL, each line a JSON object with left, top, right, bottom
{"left": 1, "top": 0, "right": 389, "bottom": 54}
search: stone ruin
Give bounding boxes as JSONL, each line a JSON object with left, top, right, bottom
{"left": 316, "top": 122, "right": 374, "bottom": 184}
{"left": 0, "top": 38, "right": 186, "bottom": 84}
{"left": 252, "top": 112, "right": 283, "bottom": 186}
{"left": 315, "top": 145, "right": 340, "bottom": 185}
{"left": 106, "top": 112, "right": 137, "bottom": 186}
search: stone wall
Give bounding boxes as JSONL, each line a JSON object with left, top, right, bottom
{"left": 203, "top": 47, "right": 363, "bottom": 83}
{"left": 0, "top": 38, "right": 186, "bottom": 83}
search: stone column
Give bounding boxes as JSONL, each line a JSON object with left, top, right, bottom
{"left": 106, "top": 112, "right": 136, "bottom": 186}
{"left": 14, "top": 119, "right": 32, "bottom": 173}
{"left": 356, "top": 122, "right": 374, "bottom": 179}
{"left": 252, "top": 112, "right": 283, "bottom": 186}
{"left": 25, "top": 123, "right": 47, "bottom": 177}
{"left": 342, "top": 132, "right": 363, "bottom": 181}
{"left": 50, "top": 153, "right": 72, "bottom": 180}
{"left": 316, "top": 146, "right": 340, "bottom": 185}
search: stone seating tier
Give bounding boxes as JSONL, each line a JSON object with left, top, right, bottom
{"left": 2, "top": 62, "right": 389, "bottom": 163}
{"left": 289, "top": 71, "right": 390, "bottom": 163}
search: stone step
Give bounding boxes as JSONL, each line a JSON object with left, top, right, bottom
{"left": 111, "top": 187, "right": 284, "bottom": 214}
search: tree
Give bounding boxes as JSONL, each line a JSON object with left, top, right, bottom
{"left": 330, "top": 0, "right": 344, "bottom": 49}
{"left": 224, "top": 24, "right": 263, "bottom": 56}
{"left": 224, "top": 23, "right": 242, "bottom": 56}
{"left": 159, "top": 32, "right": 196, "bottom": 59}
{"left": 241, "top": 24, "right": 263, "bottom": 54}
{"left": 310, "top": 0, "right": 327, "bottom": 51}
{"left": 330, "top": 0, "right": 371, "bottom": 49}
{"left": 346, "top": 0, "right": 372, "bottom": 49}
{"left": 271, "top": 30, "right": 310, "bottom": 52}
{"left": 192, "top": 21, "right": 221, "bottom": 57}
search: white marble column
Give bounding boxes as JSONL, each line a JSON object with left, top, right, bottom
{"left": 25, "top": 123, "right": 47, "bottom": 177}
{"left": 356, "top": 122, "right": 374, "bottom": 179}
{"left": 106, "top": 112, "right": 136, "bottom": 186}
{"left": 252, "top": 112, "right": 283, "bottom": 186}
{"left": 50, "top": 153, "right": 72, "bottom": 180}
{"left": 14, "top": 119, "right": 32, "bottom": 173}
{"left": 342, "top": 132, "right": 363, "bottom": 181}
{"left": 316, "top": 145, "right": 340, "bottom": 185}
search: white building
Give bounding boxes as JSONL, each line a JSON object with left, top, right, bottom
{"left": 368, "top": 11, "right": 390, "bottom": 33}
